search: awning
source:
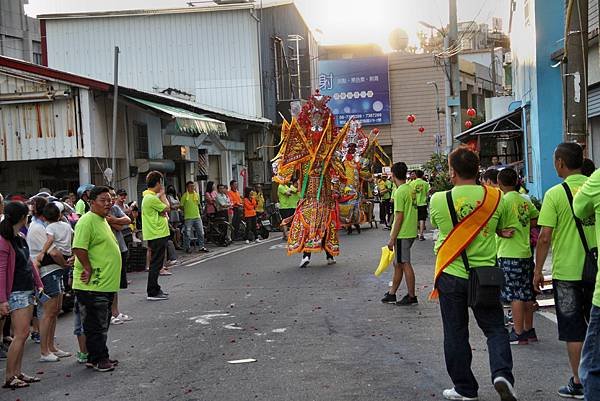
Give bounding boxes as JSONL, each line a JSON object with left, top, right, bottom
{"left": 124, "top": 96, "right": 228, "bottom": 136}
{"left": 456, "top": 107, "right": 523, "bottom": 142}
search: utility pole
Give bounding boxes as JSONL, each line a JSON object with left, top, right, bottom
{"left": 564, "top": 0, "right": 588, "bottom": 146}
{"left": 428, "top": 81, "right": 443, "bottom": 154}
{"left": 111, "top": 46, "right": 119, "bottom": 186}
{"left": 490, "top": 47, "right": 497, "bottom": 96}
{"left": 445, "top": 0, "right": 461, "bottom": 154}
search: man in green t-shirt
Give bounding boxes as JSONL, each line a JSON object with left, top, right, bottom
{"left": 141, "top": 171, "right": 171, "bottom": 301}
{"left": 410, "top": 170, "right": 430, "bottom": 241}
{"left": 384, "top": 162, "right": 418, "bottom": 305}
{"left": 181, "top": 181, "right": 208, "bottom": 254}
{"left": 534, "top": 142, "right": 597, "bottom": 398}
{"left": 573, "top": 167, "right": 600, "bottom": 399}
{"left": 278, "top": 180, "right": 299, "bottom": 240}
{"left": 72, "top": 186, "right": 122, "bottom": 372}
{"left": 378, "top": 176, "right": 392, "bottom": 227}
{"left": 497, "top": 168, "right": 539, "bottom": 346}
{"left": 429, "top": 147, "right": 516, "bottom": 401}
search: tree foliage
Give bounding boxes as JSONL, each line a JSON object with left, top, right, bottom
{"left": 423, "top": 153, "right": 453, "bottom": 193}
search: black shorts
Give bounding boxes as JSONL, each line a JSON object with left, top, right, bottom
{"left": 120, "top": 251, "right": 128, "bottom": 289}
{"left": 417, "top": 205, "right": 428, "bottom": 221}
{"left": 280, "top": 208, "right": 296, "bottom": 219}
{"left": 396, "top": 238, "right": 415, "bottom": 264}
{"left": 553, "top": 279, "right": 593, "bottom": 342}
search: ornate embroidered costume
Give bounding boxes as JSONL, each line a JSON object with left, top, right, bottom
{"left": 272, "top": 92, "right": 350, "bottom": 256}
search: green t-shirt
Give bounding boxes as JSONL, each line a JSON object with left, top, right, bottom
{"left": 141, "top": 190, "right": 170, "bottom": 241}
{"left": 382, "top": 180, "right": 393, "bottom": 200}
{"left": 278, "top": 184, "right": 298, "bottom": 209}
{"left": 573, "top": 169, "right": 600, "bottom": 307}
{"left": 430, "top": 185, "right": 507, "bottom": 279}
{"left": 410, "top": 178, "right": 430, "bottom": 206}
{"left": 394, "top": 183, "right": 418, "bottom": 239}
{"left": 497, "top": 191, "right": 539, "bottom": 259}
{"left": 72, "top": 212, "right": 122, "bottom": 292}
{"left": 75, "top": 199, "right": 87, "bottom": 215}
{"left": 180, "top": 191, "right": 201, "bottom": 220}
{"left": 538, "top": 174, "right": 597, "bottom": 281}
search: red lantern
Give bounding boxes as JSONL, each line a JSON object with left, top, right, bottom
{"left": 465, "top": 120, "right": 473, "bottom": 129}
{"left": 467, "top": 108, "right": 476, "bottom": 117}
{"left": 418, "top": 126, "right": 425, "bottom": 134}
{"left": 407, "top": 114, "right": 416, "bottom": 124}
{"left": 372, "top": 128, "right": 380, "bottom": 135}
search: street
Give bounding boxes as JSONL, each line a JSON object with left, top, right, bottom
{"left": 1, "top": 226, "right": 568, "bottom": 401}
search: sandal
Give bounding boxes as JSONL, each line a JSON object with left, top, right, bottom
{"left": 3, "top": 376, "right": 29, "bottom": 389}
{"left": 18, "top": 373, "right": 41, "bottom": 383}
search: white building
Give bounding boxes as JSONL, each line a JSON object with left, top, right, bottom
{"left": 0, "top": 55, "right": 254, "bottom": 199}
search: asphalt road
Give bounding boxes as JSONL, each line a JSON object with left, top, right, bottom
{"left": 2, "top": 226, "right": 569, "bottom": 401}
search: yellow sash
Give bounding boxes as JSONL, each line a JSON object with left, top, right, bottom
{"left": 429, "top": 186, "right": 501, "bottom": 300}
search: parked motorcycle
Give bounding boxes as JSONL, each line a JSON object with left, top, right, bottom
{"left": 256, "top": 211, "right": 271, "bottom": 239}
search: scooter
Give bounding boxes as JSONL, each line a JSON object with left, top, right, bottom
{"left": 256, "top": 211, "right": 272, "bottom": 239}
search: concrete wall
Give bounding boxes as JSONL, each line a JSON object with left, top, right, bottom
{"left": 379, "top": 53, "right": 447, "bottom": 166}
{"left": 0, "top": 0, "right": 40, "bottom": 63}
{"left": 511, "top": 0, "right": 565, "bottom": 198}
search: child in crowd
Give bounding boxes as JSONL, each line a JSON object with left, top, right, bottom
{"left": 497, "top": 168, "right": 540, "bottom": 345}
{"left": 243, "top": 187, "right": 259, "bottom": 244}
{"left": 35, "top": 202, "right": 73, "bottom": 266}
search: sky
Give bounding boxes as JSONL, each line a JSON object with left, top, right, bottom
{"left": 25, "top": 0, "right": 510, "bottom": 52}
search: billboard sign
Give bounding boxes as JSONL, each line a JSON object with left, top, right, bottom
{"left": 318, "top": 56, "right": 391, "bottom": 126}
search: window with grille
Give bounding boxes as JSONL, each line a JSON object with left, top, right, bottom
{"left": 134, "top": 122, "right": 149, "bottom": 159}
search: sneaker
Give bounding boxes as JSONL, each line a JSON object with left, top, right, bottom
{"left": 381, "top": 292, "right": 397, "bottom": 304}
{"left": 116, "top": 313, "right": 133, "bottom": 322}
{"left": 493, "top": 376, "right": 518, "bottom": 401}
{"left": 147, "top": 292, "right": 169, "bottom": 301}
{"left": 52, "top": 349, "right": 72, "bottom": 358}
{"left": 299, "top": 256, "right": 310, "bottom": 268}
{"left": 558, "top": 377, "right": 584, "bottom": 399}
{"left": 39, "top": 353, "right": 60, "bottom": 362}
{"left": 31, "top": 331, "right": 41, "bottom": 344}
{"left": 199, "top": 247, "right": 209, "bottom": 253}
{"left": 159, "top": 269, "right": 173, "bottom": 276}
{"left": 396, "top": 295, "right": 418, "bottom": 306}
{"left": 255, "top": 238, "right": 262, "bottom": 243}
{"left": 93, "top": 359, "right": 115, "bottom": 372}
{"left": 327, "top": 258, "right": 336, "bottom": 265}
{"left": 442, "top": 388, "right": 478, "bottom": 400}
{"left": 526, "top": 328, "right": 538, "bottom": 343}
{"left": 76, "top": 351, "right": 88, "bottom": 364}
{"left": 419, "top": 235, "right": 425, "bottom": 241}
{"left": 111, "top": 316, "right": 124, "bottom": 325}
{"left": 245, "top": 240, "right": 250, "bottom": 244}
{"left": 165, "top": 259, "right": 178, "bottom": 267}
{"left": 508, "top": 329, "right": 528, "bottom": 345}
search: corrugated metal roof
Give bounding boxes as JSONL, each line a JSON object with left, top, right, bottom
{"left": 37, "top": 3, "right": 254, "bottom": 19}
{"left": 124, "top": 96, "right": 228, "bottom": 136}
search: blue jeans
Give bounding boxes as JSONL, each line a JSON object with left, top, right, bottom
{"left": 580, "top": 305, "right": 600, "bottom": 401}
{"left": 184, "top": 218, "right": 205, "bottom": 250}
{"left": 438, "top": 273, "right": 514, "bottom": 398}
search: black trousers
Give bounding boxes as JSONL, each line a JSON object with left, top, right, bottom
{"left": 245, "top": 216, "right": 257, "bottom": 240}
{"left": 147, "top": 236, "right": 168, "bottom": 296}
{"left": 303, "top": 236, "right": 333, "bottom": 260}
{"left": 380, "top": 199, "right": 391, "bottom": 225}
{"left": 232, "top": 206, "right": 243, "bottom": 239}
{"left": 437, "top": 273, "right": 514, "bottom": 398}
{"left": 75, "top": 290, "right": 114, "bottom": 364}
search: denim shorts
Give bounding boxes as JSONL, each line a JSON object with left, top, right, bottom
{"left": 41, "top": 269, "right": 64, "bottom": 297}
{"left": 554, "top": 279, "right": 594, "bottom": 342}
{"left": 8, "top": 290, "right": 36, "bottom": 312}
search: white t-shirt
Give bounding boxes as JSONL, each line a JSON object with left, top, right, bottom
{"left": 27, "top": 218, "right": 60, "bottom": 277}
{"left": 46, "top": 221, "right": 73, "bottom": 256}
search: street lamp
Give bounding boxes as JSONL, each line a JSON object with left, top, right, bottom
{"left": 427, "top": 81, "right": 443, "bottom": 154}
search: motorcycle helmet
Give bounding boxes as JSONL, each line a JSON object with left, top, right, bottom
{"left": 76, "top": 184, "right": 95, "bottom": 199}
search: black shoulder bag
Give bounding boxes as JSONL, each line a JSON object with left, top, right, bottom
{"left": 446, "top": 191, "right": 504, "bottom": 308}
{"left": 562, "top": 183, "right": 598, "bottom": 288}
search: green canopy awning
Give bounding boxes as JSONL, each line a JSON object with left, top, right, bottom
{"left": 125, "top": 96, "right": 227, "bottom": 136}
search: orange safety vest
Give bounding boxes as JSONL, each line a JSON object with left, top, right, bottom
{"left": 430, "top": 186, "right": 502, "bottom": 300}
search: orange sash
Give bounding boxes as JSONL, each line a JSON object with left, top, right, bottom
{"left": 429, "top": 186, "right": 502, "bottom": 300}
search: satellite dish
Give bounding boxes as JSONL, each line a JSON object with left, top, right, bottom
{"left": 389, "top": 28, "right": 409, "bottom": 51}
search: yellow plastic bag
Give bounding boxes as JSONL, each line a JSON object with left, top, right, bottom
{"left": 374, "top": 246, "right": 394, "bottom": 277}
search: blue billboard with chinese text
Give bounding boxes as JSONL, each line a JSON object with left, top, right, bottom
{"left": 318, "top": 56, "right": 391, "bottom": 126}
